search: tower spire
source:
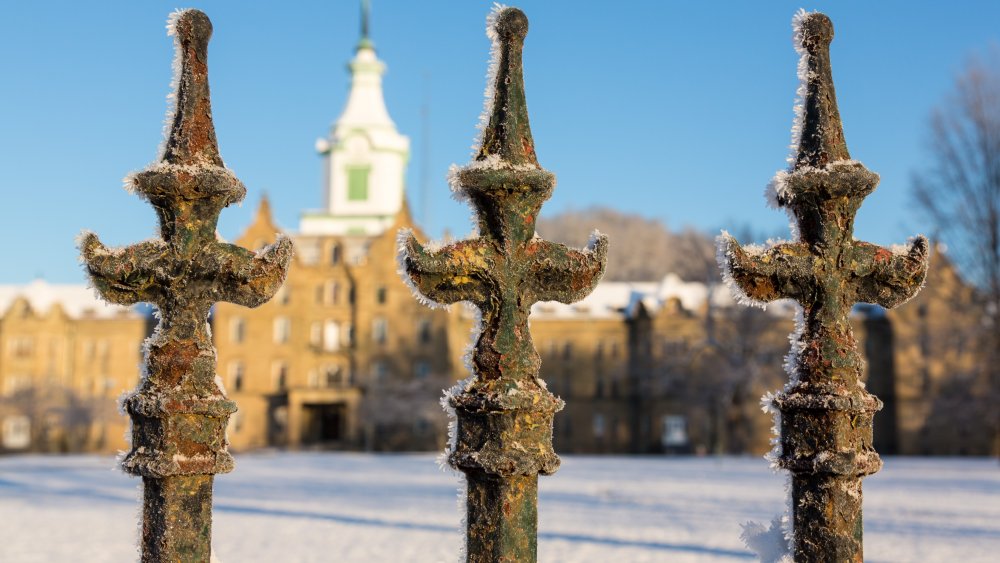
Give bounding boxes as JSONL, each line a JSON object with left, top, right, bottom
{"left": 358, "top": 0, "right": 373, "bottom": 50}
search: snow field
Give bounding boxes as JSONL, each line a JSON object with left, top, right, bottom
{"left": 0, "top": 453, "right": 997, "bottom": 562}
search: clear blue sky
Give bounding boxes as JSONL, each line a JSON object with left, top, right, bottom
{"left": 1, "top": 1, "right": 998, "bottom": 283}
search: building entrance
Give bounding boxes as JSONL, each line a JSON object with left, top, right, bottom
{"left": 301, "top": 403, "right": 345, "bottom": 445}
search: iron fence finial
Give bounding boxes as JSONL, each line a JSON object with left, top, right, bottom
{"left": 399, "top": 6, "right": 607, "bottom": 561}
{"left": 720, "top": 11, "right": 928, "bottom": 562}
{"left": 79, "top": 9, "right": 292, "bottom": 561}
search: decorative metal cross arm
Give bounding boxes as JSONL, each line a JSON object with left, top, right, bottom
{"left": 79, "top": 10, "right": 292, "bottom": 562}
{"left": 399, "top": 7, "right": 607, "bottom": 562}
{"left": 718, "top": 12, "right": 928, "bottom": 562}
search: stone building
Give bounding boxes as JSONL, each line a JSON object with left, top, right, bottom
{"left": 4, "top": 8, "right": 988, "bottom": 458}
{"left": 0, "top": 280, "right": 145, "bottom": 453}
{"left": 861, "top": 247, "right": 996, "bottom": 456}
{"left": 213, "top": 19, "right": 451, "bottom": 452}
{"left": 209, "top": 9, "right": 993, "bottom": 457}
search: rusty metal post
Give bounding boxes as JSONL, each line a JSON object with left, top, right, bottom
{"left": 719, "top": 12, "right": 928, "bottom": 562}
{"left": 399, "top": 7, "right": 607, "bottom": 562}
{"left": 79, "top": 10, "right": 292, "bottom": 562}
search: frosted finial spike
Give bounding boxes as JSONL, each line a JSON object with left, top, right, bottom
{"left": 794, "top": 12, "right": 850, "bottom": 169}
{"left": 477, "top": 7, "right": 538, "bottom": 167}
{"left": 163, "top": 9, "right": 222, "bottom": 167}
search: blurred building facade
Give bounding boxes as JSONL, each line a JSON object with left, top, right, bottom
{"left": 0, "top": 281, "right": 144, "bottom": 453}
{"left": 2, "top": 12, "right": 993, "bottom": 458}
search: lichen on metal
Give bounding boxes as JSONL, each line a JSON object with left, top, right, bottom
{"left": 718, "top": 12, "right": 928, "bottom": 562}
{"left": 398, "top": 6, "right": 607, "bottom": 562}
{"left": 79, "top": 9, "right": 292, "bottom": 562}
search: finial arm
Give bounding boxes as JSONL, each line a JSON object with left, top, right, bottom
{"left": 528, "top": 237, "right": 608, "bottom": 303}
{"left": 400, "top": 233, "right": 489, "bottom": 305}
{"left": 80, "top": 233, "right": 167, "bottom": 305}
{"left": 719, "top": 234, "right": 812, "bottom": 303}
{"left": 852, "top": 237, "right": 930, "bottom": 308}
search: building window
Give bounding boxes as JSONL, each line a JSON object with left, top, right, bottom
{"left": 229, "top": 362, "right": 244, "bottom": 392}
{"left": 331, "top": 243, "right": 342, "bottom": 265}
{"left": 661, "top": 415, "right": 688, "bottom": 448}
{"left": 347, "top": 166, "right": 370, "bottom": 201}
{"left": 417, "top": 318, "right": 432, "bottom": 344}
{"left": 273, "top": 362, "right": 288, "bottom": 390}
{"left": 3, "top": 374, "right": 31, "bottom": 396}
{"left": 372, "top": 360, "right": 389, "bottom": 383}
{"left": 593, "top": 413, "right": 606, "bottom": 439}
{"left": 323, "top": 321, "right": 340, "bottom": 352}
{"left": 310, "top": 322, "right": 322, "bottom": 346}
{"left": 229, "top": 318, "right": 245, "bottom": 344}
{"left": 345, "top": 324, "right": 355, "bottom": 347}
{"left": 348, "top": 287, "right": 356, "bottom": 304}
{"left": 229, "top": 411, "right": 243, "bottom": 434}
{"left": 414, "top": 361, "right": 430, "bottom": 380}
{"left": 376, "top": 286, "right": 387, "bottom": 305}
{"left": 373, "top": 317, "right": 388, "bottom": 345}
{"left": 9, "top": 337, "right": 34, "bottom": 358}
{"left": 326, "top": 281, "right": 339, "bottom": 305}
{"left": 323, "top": 365, "right": 343, "bottom": 387}
{"left": 2, "top": 416, "right": 31, "bottom": 449}
{"left": 273, "top": 317, "right": 291, "bottom": 344}
{"left": 276, "top": 284, "right": 291, "bottom": 305}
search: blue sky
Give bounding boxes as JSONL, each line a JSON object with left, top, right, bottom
{"left": 1, "top": 1, "right": 998, "bottom": 283}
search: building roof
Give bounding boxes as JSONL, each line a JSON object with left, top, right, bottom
{"left": 0, "top": 279, "right": 139, "bottom": 320}
{"left": 529, "top": 274, "right": 734, "bottom": 320}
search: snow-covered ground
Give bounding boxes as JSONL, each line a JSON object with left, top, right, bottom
{"left": 0, "top": 453, "right": 997, "bottom": 562}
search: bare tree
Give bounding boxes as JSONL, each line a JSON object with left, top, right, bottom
{"left": 911, "top": 48, "right": 1000, "bottom": 455}
{"left": 537, "top": 207, "right": 718, "bottom": 282}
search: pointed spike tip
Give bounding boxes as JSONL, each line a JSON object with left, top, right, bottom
{"left": 476, "top": 6, "right": 538, "bottom": 167}
{"left": 792, "top": 11, "right": 850, "bottom": 169}
{"left": 163, "top": 9, "right": 222, "bottom": 167}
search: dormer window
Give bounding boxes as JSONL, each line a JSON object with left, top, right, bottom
{"left": 347, "top": 165, "right": 370, "bottom": 201}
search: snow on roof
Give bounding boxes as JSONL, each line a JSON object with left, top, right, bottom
{"left": 524, "top": 274, "right": 733, "bottom": 321}
{"left": 519, "top": 273, "right": 799, "bottom": 322}
{"left": 0, "top": 279, "right": 140, "bottom": 320}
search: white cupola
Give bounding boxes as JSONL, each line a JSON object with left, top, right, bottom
{"left": 301, "top": 0, "right": 410, "bottom": 237}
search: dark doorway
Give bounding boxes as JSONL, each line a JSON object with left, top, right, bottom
{"left": 302, "top": 403, "right": 345, "bottom": 445}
